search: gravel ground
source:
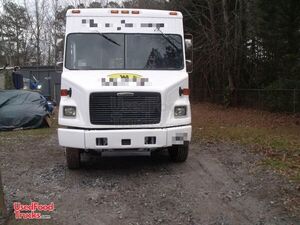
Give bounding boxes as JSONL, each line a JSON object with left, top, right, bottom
{"left": 0, "top": 129, "right": 299, "bottom": 225}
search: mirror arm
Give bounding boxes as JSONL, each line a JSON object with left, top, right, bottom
{"left": 55, "top": 62, "right": 63, "bottom": 73}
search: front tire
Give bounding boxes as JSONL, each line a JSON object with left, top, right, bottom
{"left": 168, "top": 141, "right": 189, "bottom": 162}
{"left": 66, "top": 148, "right": 81, "bottom": 169}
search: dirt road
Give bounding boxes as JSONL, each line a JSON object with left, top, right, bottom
{"left": 0, "top": 129, "right": 299, "bottom": 225}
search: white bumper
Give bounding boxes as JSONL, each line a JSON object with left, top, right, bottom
{"left": 58, "top": 125, "right": 191, "bottom": 149}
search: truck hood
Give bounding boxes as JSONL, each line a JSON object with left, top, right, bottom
{"left": 59, "top": 70, "right": 190, "bottom": 128}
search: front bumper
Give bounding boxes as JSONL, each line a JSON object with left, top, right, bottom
{"left": 58, "top": 125, "right": 191, "bottom": 149}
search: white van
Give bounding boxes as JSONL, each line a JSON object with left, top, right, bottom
{"left": 58, "top": 8, "right": 193, "bottom": 169}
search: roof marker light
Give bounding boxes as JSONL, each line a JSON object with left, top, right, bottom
{"left": 111, "top": 10, "right": 119, "bottom": 14}
{"left": 121, "top": 10, "right": 129, "bottom": 14}
{"left": 71, "top": 9, "right": 80, "bottom": 14}
{"left": 132, "top": 10, "right": 140, "bottom": 14}
{"left": 169, "top": 11, "right": 178, "bottom": 16}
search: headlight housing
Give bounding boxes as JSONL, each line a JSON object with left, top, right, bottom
{"left": 174, "top": 106, "right": 187, "bottom": 117}
{"left": 63, "top": 106, "right": 76, "bottom": 117}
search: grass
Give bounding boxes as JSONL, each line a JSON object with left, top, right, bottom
{"left": 0, "top": 115, "right": 58, "bottom": 141}
{"left": 0, "top": 127, "right": 55, "bottom": 137}
{"left": 192, "top": 103, "right": 300, "bottom": 182}
{"left": 194, "top": 126, "right": 300, "bottom": 151}
{"left": 0, "top": 128, "right": 56, "bottom": 147}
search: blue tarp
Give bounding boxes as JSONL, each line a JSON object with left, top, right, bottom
{"left": 0, "top": 90, "right": 49, "bottom": 131}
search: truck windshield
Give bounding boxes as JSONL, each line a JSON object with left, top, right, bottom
{"left": 65, "top": 33, "right": 183, "bottom": 70}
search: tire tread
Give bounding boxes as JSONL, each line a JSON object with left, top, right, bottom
{"left": 168, "top": 141, "right": 189, "bottom": 162}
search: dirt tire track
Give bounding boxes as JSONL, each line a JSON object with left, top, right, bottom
{"left": 0, "top": 132, "right": 299, "bottom": 225}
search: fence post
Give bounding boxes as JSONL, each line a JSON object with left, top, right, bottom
{"left": 0, "top": 169, "right": 6, "bottom": 218}
{"left": 259, "top": 89, "right": 262, "bottom": 109}
{"left": 293, "top": 89, "right": 296, "bottom": 114}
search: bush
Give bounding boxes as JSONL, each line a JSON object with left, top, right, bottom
{"left": 263, "top": 79, "right": 300, "bottom": 112}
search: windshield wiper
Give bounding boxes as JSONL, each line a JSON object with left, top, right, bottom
{"left": 156, "top": 27, "right": 179, "bottom": 51}
{"left": 96, "top": 32, "right": 120, "bottom": 46}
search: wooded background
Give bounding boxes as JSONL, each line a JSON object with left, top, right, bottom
{"left": 0, "top": 0, "right": 300, "bottom": 111}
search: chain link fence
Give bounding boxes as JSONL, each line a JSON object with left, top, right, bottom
{"left": 193, "top": 89, "right": 300, "bottom": 113}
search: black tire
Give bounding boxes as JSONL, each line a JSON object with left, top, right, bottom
{"left": 168, "top": 141, "right": 189, "bottom": 162}
{"left": 66, "top": 148, "right": 81, "bottom": 169}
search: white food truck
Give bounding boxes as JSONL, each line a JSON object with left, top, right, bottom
{"left": 58, "top": 8, "right": 193, "bottom": 169}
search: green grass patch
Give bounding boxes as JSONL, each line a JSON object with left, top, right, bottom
{"left": 193, "top": 125, "right": 300, "bottom": 182}
{"left": 0, "top": 128, "right": 57, "bottom": 147}
{"left": 289, "top": 173, "right": 300, "bottom": 182}
{"left": 193, "top": 126, "right": 300, "bottom": 151}
{"left": 0, "top": 128, "right": 56, "bottom": 138}
{"left": 263, "top": 158, "right": 290, "bottom": 170}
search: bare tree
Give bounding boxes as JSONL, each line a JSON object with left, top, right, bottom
{"left": 35, "top": 0, "right": 42, "bottom": 64}
{"left": 171, "top": 0, "right": 248, "bottom": 103}
{"left": 24, "top": 0, "right": 47, "bottom": 65}
{"left": 52, "top": 0, "right": 59, "bottom": 64}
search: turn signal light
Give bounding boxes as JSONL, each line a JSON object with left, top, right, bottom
{"left": 179, "top": 87, "right": 190, "bottom": 96}
{"left": 61, "top": 88, "right": 72, "bottom": 97}
{"left": 182, "top": 88, "right": 190, "bottom": 95}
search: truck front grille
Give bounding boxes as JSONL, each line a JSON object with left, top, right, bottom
{"left": 89, "top": 92, "right": 161, "bottom": 125}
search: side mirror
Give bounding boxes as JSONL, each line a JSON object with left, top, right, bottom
{"left": 56, "top": 38, "right": 64, "bottom": 48}
{"left": 184, "top": 34, "right": 193, "bottom": 73}
{"left": 55, "top": 37, "right": 65, "bottom": 73}
{"left": 55, "top": 61, "right": 63, "bottom": 73}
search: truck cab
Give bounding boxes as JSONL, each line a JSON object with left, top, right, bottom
{"left": 58, "top": 8, "right": 193, "bottom": 169}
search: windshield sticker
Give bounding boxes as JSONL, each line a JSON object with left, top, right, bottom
{"left": 108, "top": 73, "right": 142, "bottom": 79}
{"left": 102, "top": 74, "right": 151, "bottom": 86}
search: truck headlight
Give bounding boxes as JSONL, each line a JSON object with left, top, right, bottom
{"left": 63, "top": 106, "right": 76, "bottom": 117}
{"left": 174, "top": 106, "right": 187, "bottom": 117}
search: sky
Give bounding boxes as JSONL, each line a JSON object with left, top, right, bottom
{"left": 1, "top": 0, "right": 123, "bottom": 5}
{"left": 0, "top": 0, "right": 124, "bottom": 12}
